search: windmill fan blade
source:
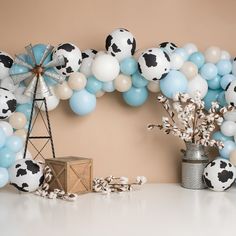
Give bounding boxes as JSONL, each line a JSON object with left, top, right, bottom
{"left": 25, "top": 44, "right": 37, "bottom": 66}
{"left": 39, "top": 44, "right": 54, "bottom": 65}
{"left": 15, "top": 55, "right": 33, "bottom": 69}
{"left": 24, "top": 76, "right": 38, "bottom": 97}
{"left": 44, "top": 55, "right": 65, "bottom": 69}
{"left": 38, "top": 75, "right": 52, "bottom": 97}
{"left": 10, "top": 72, "right": 33, "bottom": 85}
{"left": 44, "top": 71, "right": 65, "bottom": 84}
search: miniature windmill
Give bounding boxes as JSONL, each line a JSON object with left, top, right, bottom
{"left": 10, "top": 44, "right": 66, "bottom": 161}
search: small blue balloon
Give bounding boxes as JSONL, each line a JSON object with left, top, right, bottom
{"left": 31, "top": 44, "right": 51, "bottom": 65}
{"left": 85, "top": 76, "right": 103, "bottom": 94}
{"left": 102, "top": 81, "right": 115, "bottom": 92}
{"left": 220, "top": 74, "right": 236, "bottom": 90}
{"left": 189, "top": 52, "right": 205, "bottom": 68}
{"left": 160, "top": 70, "right": 188, "bottom": 99}
{"left": 69, "top": 89, "right": 96, "bottom": 116}
{"left": 217, "top": 91, "right": 227, "bottom": 107}
{"left": 175, "top": 48, "right": 188, "bottom": 61}
{"left": 203, "top": 89, "right": 221, "bottom": 110}
{"left": 219, "top": 140, "right": 236, "bottom": 159}
{"left": 0, "top": 147, "right": 16, "bottom": 168}
{"left": 0, "top": 167, "right": 9, "bottom": 188}
{"left": 5, "top": 135, "right": 24, "bottom": 153}
{"left": 122, "top": 86, "right": 148, "bottom": 107}
{"left": 212, "top": 131, "right": 234, "bottom": 142}
{"left": 200, "top": 63, "right": 218, "bottom": 80}
{"left": 207, "top": 75, "right": 221, "bottom": 90}
{"left": 0, "top": 128, "right": 6, "bottom": 149}
{"left": 132, "top": 72, "right": 148, "bottom": 88}
{"left": 216, "top": 60, "right": 232, "bottom": 76}
{"left": 120, "top": 57, "right": 138, "bottom": 75}
{"left": 16, "top": 103, "right": 33, "bottom": 120}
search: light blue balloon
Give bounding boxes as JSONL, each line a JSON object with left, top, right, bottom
{"left": 220, "top": 74, "right": 236, "bottom": 90}
{"left": 0, "top": 128, "right": 6, "bottom": 149}
{"left": 85, "top": 76, "right": 103, "bottom": 94}
{"left": 5, "top": 135, "right": 24, "bottom": 153}
{"left": 132, "top": 72, "right": 148, "bottom": 88}
{"left": 69, "top": 89, "right": 96, "bottom": 116}
{"left": 0, "top": 147, "right": 16, "bottom": 168}
{"left": 120, "top": 57, "right": 138, "bottom": 75}
{"left": 189, "top": 52, "right": 205, "bottom": 68}
{"left": 216, "top": 60, "right": 232, "bottom": 76}
{"left": 122, "top": 86, "right": 148, "bottom": 107}
{"left": 207, "top": 75, "right": 221, "bottom": 90}
{"left": 31, "top": 44, "right": 51, "bottom": 65}
{"left": 175, "top": 48, "right": 188, "bottom": 61}
{"left": 212, "top": 131, "right": 234, "bottom": 142}
{"left": 219, "top": 140, "right": 236, "bottom": 159}
{"left": 217, "top": 91, "right": 227, "bottom": 107}
{"left": 102, "top": 81, "right": 115, "bottom": 92}
{"left": 16, "top": 103, "right": 33, "bottom": 120}
{"left": 200, "top": 63, "right": 218, "bottom": 80}
{"left": 160, "top": 70, "right": 188, "bottom": 99}
{"left": 0, "top": 167, "right": 9, "bottom": 188}
{"left": 203, "top": 89, "right": 221, "bottom": 110}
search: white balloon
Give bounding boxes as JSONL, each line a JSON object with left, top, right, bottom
{"left": 224, "top": 111, "right": 236, "bottom": 122}
{"left": 147, "top": 81, "right": 160, "bottom": 93}
{"left": 221, "top": 120, "right": 236, "bottom": 137}
{"left": 80, "top": 49, "right": 97, "bottom": 77}
{"left": 1, "top": 77, "right": 17, "bottom": 92}
{"left": 187, "top": 74, "right": 208, "bottom": 99}
{"left": 170, "top": 53, "right": 184, "bottom": 70}
{"left": 92, "top": 54, "right": 120, "bottom": 82}
{"left": 13, "top": 87, "right": 31, "bottom": 104}
{"left": 205, "top": 46, "right": 221, "bottom": 63}
{"left": 221, "top": 50, "right": 231, "bottom": 60}
{"left": 180, "top": 61, "right": 198, "bottom": 79}
{"left": 183, "top": 43, "right": 198, "bottom": 55}
{"left": 96, "top": 90, "right": 105, "bottom": 98}
{"left": 68, "top": 72, "right": 87, "bottom": 91}
{"left": 15, "top": 149, "right": 32, "bottom": 161}
{"left": 0, "top": 121, "right": 13, "bottom": 136}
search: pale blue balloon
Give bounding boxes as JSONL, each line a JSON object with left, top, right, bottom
{"left": 0, "top": 147, "right": 16, "bottom": 168}
{"left": 220, "top": 74, "right": 236, "bottom": 90}
{"left": 160, "top": 70, "right": 188, "bottom": 98}
{"left": 219, "top": 140, "right": 236, "bottom": 159}
{"left": 189, "top": 52, "right": 205, "bottom": 68}
{"left": 203, "top": 89, "right": 221, "bottom": 110}
{"left": 102, "top": 81, "right": 115, "bottom": 92}
{"left": 132, "top": 72, "right": 148, "bottom": 88}
{"left": 69, "top": 89, "right": 96, "bottom": 116}
{"left": 175, "top": 48, "right": 188, "bottom": 61}
{"left": 31, "top": 44, "right": 51, "bottom": 65}
{"left": 85, "top": 76, "right": 103, "bottom": 94}
{"left": 122, "top": 86, "right": 148, "bottom": 107}
{"left": 16, "top": 103, "right": 33, "bottom": 120}
{"left": 0, "top": 167, "right": 9, "bottom": 188}
{"left": 5, "top": 135, "right": 24, "bottom": 153}
{"left": 0, "top": 128, "right": 6, "bottom": 149}
{"left": 207, "top": 75, "right": 221, "bottom": 90}
{"left": 120, "top": 57, "right": 138, "bottom": 75}
{"left": 200, "top": 63, "right": 218, "bottom": 80}
{"left": 216, "top": 60, "right": 232, "bottom": 76}
{"left": 212, "top": 131, "right": 233, "bottom": 142}
{"left": 217, "top": 91, "right": 227, "bottom": 107}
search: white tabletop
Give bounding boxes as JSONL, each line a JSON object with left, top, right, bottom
{"left": 0, "top": 184, "right": 236, "bottom": 236}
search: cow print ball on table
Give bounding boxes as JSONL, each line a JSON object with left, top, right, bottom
{"left": 0, "top": 87, "right": 16, "bottom": 119}
{"left": 138, "top": 48, "right": 170, "bottom": 81}
{"left": 8, "top": 159, "right": 44, "bottom": 192}
{"left": 203, "top": 158, "right": 236, "bottom": 191}
{"left": 159, "top": 42, "right": 178, "bottom": 55}
{"left": 53, "top": 42, "right": 82, "bottom": 76}
{"left": 0, "top": 51, "right": 13, "bottom": 80}
{"left": 79, "top": 49, "right": 97, "bottom": 77}
{"left": 105, "top": 28, "right": 136, "bottom": 61}
{"left": 225, "top": 80, "right": 236, "bottom": 107}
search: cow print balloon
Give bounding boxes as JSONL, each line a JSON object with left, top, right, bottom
{"left": 203, "top": 158, "right": 236, "bottom": 191}
{"left": 80, "top": 49, "right": 97, "bottom": 77}
{"left": 225, "top": 80, "right": 236, "bottom": 107}
{"left": 0, "top": 87, "right": 16, "bottom": 119}
{"left": 9, "top": 159, "right": 44, "bottom": 192}
{"left": 105, "top": 28, "right": 136, "bottom": 61}
{"left": 53, "top": 43, "right": 82, "bottom": 76}
{"left": 0, "top": 51, "right": 13, "bottom": 80}
{"left": 138, "top": 48, "right": 170, "bottom": 81}
{"left": 159, "top": 42, "right": 178, "bottom": 55}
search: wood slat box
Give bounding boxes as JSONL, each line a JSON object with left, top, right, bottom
{"left": 45, "top": 157, "right": 93, "bottom": 194}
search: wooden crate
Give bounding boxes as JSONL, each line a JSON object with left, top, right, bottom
{"left": 45, "top": 156, "right": 93, "bottom": 194}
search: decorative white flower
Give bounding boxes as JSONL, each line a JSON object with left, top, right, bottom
{"left": 120, "top": 176, "right": 129, "bottom": 184}
{"left": 136, "top": 176, "right": 147, "bottom": 185}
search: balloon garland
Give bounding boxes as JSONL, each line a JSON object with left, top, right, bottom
{"left": 0, "top": 27, "right": 236, "bottom": 191}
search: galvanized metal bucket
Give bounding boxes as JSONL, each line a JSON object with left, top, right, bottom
{"left": 181, "top": 142, "right": 208, "bottom": 190}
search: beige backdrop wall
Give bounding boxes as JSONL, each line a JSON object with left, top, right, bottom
{"left": 0, "top": 0, "right": 236, "bottom": 182}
